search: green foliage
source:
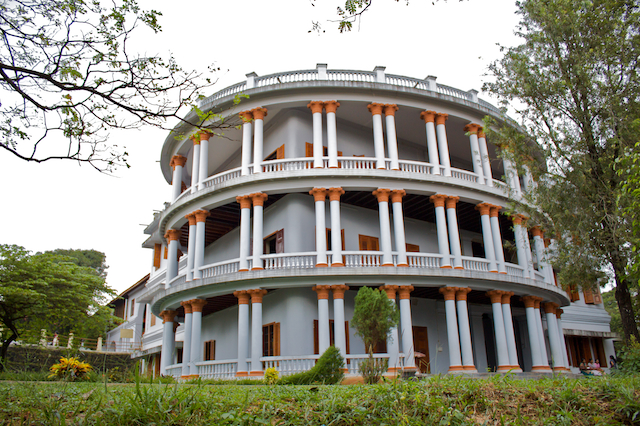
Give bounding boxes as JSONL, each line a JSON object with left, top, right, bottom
{"left": 351, "top": 286, "right": 399, "bottom": 351}
{"left": 359, "top": 355, "right": 388, "bottom": 384}
{"left": 48, "top": 357, "right": 92, "bottom": 381}
{"left": 485, "top": 0, "right": 640, "bottom": 341}
{"left": 278, "top": 346, "right": 344, "bottom": 385}
{"left": 263, "top": 367, "right": 279, "bottom": 385}
{"left": 618, "top": 337, "right": 640, "bottom": 375}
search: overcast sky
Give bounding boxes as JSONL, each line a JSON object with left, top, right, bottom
{"left": 0, "top": 0, "right": 522, "bottom": 294}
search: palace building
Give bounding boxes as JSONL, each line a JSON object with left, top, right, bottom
{"left": 107, "top": 64, "right": 615, "bottom": 378}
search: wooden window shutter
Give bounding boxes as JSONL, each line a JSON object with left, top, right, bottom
{"left": 313, "top": 320, "right": 319, "bottom": 355}
{"left": 359, "top": 235, "right": 379, "bottom": 251}
{"left": 276, "top": 144, "right": 285, "bottom": 159}
{"left": 406, "top": 243, "right": 420, "bottom": 253}
{"left": 569, "top": 285, "right": 580, "bottom": 302}
{"left": 204, "top": 340, "right": 216, "bottom": 361}
{"left": 593, "top": 288, "right": 603, "bottom": 304}
{"left": 181, "top": 181, "right": 187, "bottom": 193}
{"left": 163, "top": 246, "right": 168, "bottom": 260}
{"left": 583, "top": 289, "right": 595, "bottom": 304}
{"left": 276, "top": 229, "right": 284, "bottom": 254}
{"left": 345, "top": 321, "right": 350, "bottom": 354}
{"left": 275, "top": 322, "right": 281, "bottom": 356}
{"left": 150, "top": 313, "right": 156, "bottom": 327}
{"left": 305, "top": 142, "right": 313, "bottom": 157}
{"left": 154, "top": 244, "right": 161, "bottom": 268}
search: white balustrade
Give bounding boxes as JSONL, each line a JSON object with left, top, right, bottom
{"left": 398, "top": 160, "right": 434, "bottom": 175}
{"left": 461, "top": 256, "right": 491, "bottom": 272}
{"left": 200, "top": 166, "right": 244, "bottom": 190}
{"left": 146, "top": 270, "right": 166, "bottom": 291}
{"left": 327, "top": 70, "right": 376, "bottom": 82}
{"left": 337, "top": 157, "right": 377, "bottom": 170}
{"left": 534, "top": 271, "right": 546, "bottom": 282}
{"left": 262, "top": 253, "right": 317, "bottom": 270}
{"left": 343, "top": 251, "right": 383, "bottom": 267}
{"left": 506, "top": 264, "right": 525, "bottom": 278}
{"left": 407, "top": 253, "right": 442, "bottom": 268}
{"left": 262, "top": 158, "right": 313, "bottom": 172}
{"left": 450, "top": 169, "right": 480, "bottom": 183}
{"left": 344, "top": 354, "right": 392, "bottom": 375}
{"left": 262, "top": 355, "right": 320, "bottom": 376}
{"left": 169, "top": 273, "right": 186, "bottom": 287}
{"left": 196, "top": 360, "right": 238, "bottom": 380}
{"left": 200, "top": 259, "right": 240, "bottom": 279}
{"left": 165, "top": 364, "right": 182, "bottom": 378}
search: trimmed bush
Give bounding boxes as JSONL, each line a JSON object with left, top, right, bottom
{"left": 278, "top": 346, "right": 344, "bottom": 385}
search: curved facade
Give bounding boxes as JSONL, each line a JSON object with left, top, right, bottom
{"left": 109, "top": 64, "right": 614, "bottom": 378}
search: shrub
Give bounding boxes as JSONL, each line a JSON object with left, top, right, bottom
{"left": 264, "top": 367, "right": 279, "bottom": 385}
{"left": 359, "top": 355, "right": 387, "bottom": 384}
{"left": 278, "top": 346, "right": 345, "bottom": 385}
{"left": 617, "top": 336, "right": 640, "bottom": 374}
{"left": 48, "top": 357, "right": 92, "bottom": 381}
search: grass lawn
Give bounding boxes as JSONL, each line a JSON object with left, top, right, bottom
{"left": 1, "top": 374, "right": 639, "bottom": 425}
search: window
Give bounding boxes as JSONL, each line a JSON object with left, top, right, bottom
{"left": 305, "top": 143, "right": 342, "bottom": 158}
{"left": 568, "top": 285, "right": 580, "bottom": 302}
{"left": 583, "top": 289, "right": 595, "bottom": 304}
{"left": 204, "top": 340, "right": 216, "bottom": 361}
{"left": 264, "top": 144, "right": 285, "bottom": 161}
{"left": 326, "top": 229, "right": 345, "bottom": 251}
{"left": 163, "top": 246, "right": 168, "bottom": 260}
{"left": 313, "top": 320, "right": 350, "bottom": 355}
{"left": 149, "top": 312, "right": 156, "bottom": 327}
{"left": 359, "top": 235, "right": 379, "bottom": 251}
{"left": 471, "top": 241, "right": 485, "bottom": 258}
{"left": 153, "top": 244, "right": 161, "bottom": 268}
{"left": 263, "top": 229, "right": 284, "bottom": 254}
{"left": 176, "top": 347, "right": 183, "bottom": 364}
{"left": 130, "top": 299, "right": 135, "bottom": 317}
{"left": 263, "top": 323, "right": 280, "bottom": 357}
{"left": 406, "top": 243, "right": 420, "bottom": 253}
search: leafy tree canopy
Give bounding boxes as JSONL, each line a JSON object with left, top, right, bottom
{"left": 485, "top": 0, "right": 640, "bottom": 340}
{"left": 0, "top": 244, "right": 117, "bottom": 370}
{"left": 351, "top": 286, "right": 399, "bottom": 351}
{"left": 0, "top": 0, "right": 228, "bottom": 171}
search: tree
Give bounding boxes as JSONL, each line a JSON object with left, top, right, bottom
{"left": 0, "top": 244, "right": 116, "bottom": 370}
{"left": 351, "top": 286, "right": 399, "bottom": 351}
{"left": 0, "top": 0, "right": 230, "bottom": 172}
{"left": 485, "top": 0, "right": 640, "bottom": 341}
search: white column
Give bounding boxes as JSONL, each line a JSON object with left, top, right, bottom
{"left": 512, "top": 215, "right": 530, "bottom": 278}
{"left": 251, "top": 193, "right": 268, "bottom": 270}
{"left": 314, "top": 286, "right": 331, "bottom": 354}
{"left": 198, "top": 131, "right": 211, "bottom": 190}
{"left": 180, "top": 301, "right": 193, "bottom": 376}
{"left": 420, "top": 110, "right": 441, "bottom": 174}
{"left": 556, "top": 309, "right": 570, "bottom": 371}
{"left": 189, "top": 299, "right": 207, "bottom": 376}
{"left": 391, "top": 190, "right": 408, "bottom": 267}
{"left": 234, "top": 291, "right": 250, "bottom": 376}
{"left": 531, "top": 227, "right": 553, "bottom": 284}
{"left": 533, "top": 299, "right": 550, "bottom": 368}
{"left": 435, "top": 113, "right": 452, "bottom": 177}
{"left": 325, "top": 101, "right": 340, "bottom": 168}
{"left": 164, "top": 229, "right": 181, "bottom": 283}
{"left": 476, "top": 203, "right": 498, "bottom": 272}
{"left": 521, "top": 296, "right": 549, "bottom": 371}
{"left": 455, "top": 288, "right": 477, "bottom": 372}
{"left": 185, "top": 213, "right": 196, "bottom": 282}
{"left": 239, "top": 111, "right": 253, "bottom": 176}
{"left": 439, "top": 287, "right": 463, "bottom": 371}
{"left": 159, "top": 310, "right": 177, "bottom": 376}
{"left": 193, "top": 210, "right": 209, "bottom": 279}
{"left": 190, "top": 136, "right": 200, "bottom": 194}
{"left": 236, "top": 196, "right": 252, "bottom": 271}
{"left": 380, "top": 286, "right": 399, "bottom": 370}
{"left": 170, "top": 155, "right": 186, "bottom": 202}
{"left": 368, "top": 103, "right": 387, "bottom": 169}
{"left": 249, "top": 289, "right": 267, "bottom": 376}
{"left": 331, "top": 285, "right": 349, "bottom": 359}
{"left": 399, "top": 285, "right": 416, "bottom": 369}
{"left": 544, "top": 303, "right": 565, "bottom": 371}
{"left": 373, "top": 189, "right": 394, "bottom": 266}
{"left": 478, "top": 129, "right": 493, "bottom": 187}
{"left": 446, "top": 196, "right": 464, "bottom": 269}
{"left": 501, "top": 292, "right": 521, "bottom": 371}
{"left": 329, "top": 187, "right": 345, "bottom": 267}
{"left": 308, "top": 101, "right": 325, "bottom": 169}
{"left": 503, "top": 156, "right": 521, "bottom": 196}
{"left": 489, "top": 205, "right": 507, "bottom": 274}
{"left": 487, "top": 291, "right": 511, "bottom": 371}
{"left": 384, "top": 104, "right": 400, "bottom": 170}
{"left": 430, "top": 194, "right": 452, "bottom": 268}
{"left": 251, "top": 107, "right": 267, "bottom": 174}
{"left": 464, "top": 123, "right": 484, "bottom": 182}
{"left": 523, "top": 225, "right": 536, "bottom": 278}
{"left": 310, "top": 188, "right": 328, "bottom": 267}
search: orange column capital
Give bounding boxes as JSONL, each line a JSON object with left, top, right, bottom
{"left": 309, "top": 187, "right": 328, "bottom": 202}
{"left": 383, "top": 104, "right": 399, "bottom": 116}
{"left": 532, "top": 296, "right": 543, "bottom": 309}
{"left": 189, "top": 299, "right": 207, "bottom": 313}
{"left": 475, "top": 202, "right": 492, "bottom": 216}
{"left": 455, "top": 287, "right": 472, "bottom": 301}
{"left": 330, "top": 284, "right": 349, "bottom": 299}
{"left": 542, "top": 302, "right": 557, "bottom": 315}
{"left": 194, "top": 209, "right": 210, "bottom": 223}
{"left": 180, "top": 301, "right": 193, "bottom": 314}
{"left": 367, "top": 102, "right": 384, "bottom": 115}
{"left": 233, "top": 290, "right": 250, "bottom": 305}
{"left": 511, "top": 215, "right": 523, "bottom": 226}
{"left": 170, "top": 155, "right": 187, "bottom": 170}
{"left": 555, "top": 308, "right": 564, "bottom": 319}
{"left": 439, "top": 286, "right": 458, "bottom": 301}
{"left": 390, "top": 189, "right": 406, "bottom": 204}
{"left": 521, "top": 296, "right": 536, "bottom": 309}
{"left": 429, "top": 193, "right": 447, "bottom": 208}
{"left": 372, "top": 188, "right": 392, "bottom": 203}
{"left": 248, "top": 289, "right": 268, "bottom": 303}
{"left": 486, "top": 290, "right": 505, "bottom": 304}
{"left": 164, "top": 229, "right": 181, "bottom": 242}
{"left": 250, "top": 107, "right": 268, "bottom": 120}
{"left": 185, "top": 212, "right": 197, "bottom": 227}
{"left": 239, "top": 110, "right": 254, "bottom": 123}
{"left": 445, "top": 196, "right": 460, "bottom": 209}
{"left": 478, "top": 129, "right": 486, "bottom": 139}
{"left": 198, "top": 130, "right": 213, "bottom": 141}
{"left": 420, "top": 110, "right": 437, "bottom": 123}
{"left": 307, "top": 101, "right": 324, "bottom": 114}
{"left": 190, "top": 134, "right": 201, "bottom": 145}
{"left": 463, "top": 123, "right": 482, "bottom": 135}
{"left": 159, "top": 310, "right": 177, "bottom": 323}
{"left": 250, "top": 192, "right": 268, "bottom": 207}
{"left": 489, "top": 204, "right": 502, "bottom": 218}
{"left": 324, "top": 100, "right": 340, "bottom": 113}
{"left": 312, "top": 285, "right": 331, "bottom": 300}
{"left": 398, "top": 285, "right": 414, "bottom": 299}
{"left": 328, "top": 187, "right": 345, "bottom": 201}
{"left": 530, "top": 226, "right": 544, "bottom": 238}
{"left": 236, "top": 195, "right": 252, "bottom": 209}
{"left": 501, "top": 291, "right": 514, "bottom": 304}
{"left": 380, "top": 285, "right": 399, "bottom": 299}
{"left": 435, "top": 113, "right": 448, "bottom": 125}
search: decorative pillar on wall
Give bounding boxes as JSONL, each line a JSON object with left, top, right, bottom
{"left": 325, "top": 101, "right": 341, "bottom": 169}
{"left": 435, "top": 113, "right": 452, "bottom": 176}
{"left": 310, "top": 188, "right": 329, "bottom": 267}
{"left": 180, "top": 301, "right": 193, "bottom": 377}
{"left": 420, "top": 110, "right": 441, "bottom": 174}
{"left": 307, "top": 101, "right": 325, "bottom": 169}
{"left": 383, "top": 104, "right": 400, "bottom": 170}
{"left": 251, "top": 193, "right": 268, "bottom": 270}
{"left": 193, "top": 209, "right": 210, "bottom": 279}
{"left": 251, "top": 107, "right": 268, "bottom": 174}
{"left": 236, "top": 195, "right": 252, "bottom": 271}
{"left": 189, "top": 298, "right": 207, "bottom": 376}
{"left": 380, "top": 285, "right": 400, "bottom": 371}
{"left": 234, "top": 290, "right": 250, "bottom": 376}
{"left": 239, "top": 110, "right": 253, "bottom": 176}
{"left": 328, "top": 187, "right": 345, "bottom": 267}
{"left": 430, "top": 194, "right": 452, "bottom": 268}
{"left": 439, "top": 287, "right": 463, "bottom": 371}
{"left": 390, "top": 190, "right": 408, "bottom": 267}
{"left": 372, "top": 188, "right": 394, "bottom": 266}
{"left": 445, "top": 196, "right": 464, "bottom": 269}
{"left": 248, "top": 289, "right": 268, "bottom": 376}
{"left": 367, "top": 103, "right": 387, "bottom": 169}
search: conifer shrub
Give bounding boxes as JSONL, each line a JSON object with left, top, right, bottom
{"left": 264, "top": 367, "right": 279, "bottom": 385}
{"left": 278, "top": 346, "right": 344, "bottom": 385}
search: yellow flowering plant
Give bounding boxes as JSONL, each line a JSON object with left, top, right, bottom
{"left": 48, "top": 357, "right": 92, "bottom": 381}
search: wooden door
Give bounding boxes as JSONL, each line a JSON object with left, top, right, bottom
{"left": 412, "top": 326, "right": 430, "bottom": 373}
{"left": 359, "top": 235, "right": 379, "bottom": 251}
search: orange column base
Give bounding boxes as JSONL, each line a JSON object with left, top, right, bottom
{"left": 316, "top": 263, "right": 328, "bottom": 267}
{"left": 251, "top": 267, "right": 264, "bottom": 271}
{"left": 249, "top": 371, "right": 264, "bottom": 377}
{"left": 235, "top": 371, "right": 249, "bottom": 377}
{"left": 331, "top": 263, "right": 345, "bottom": 267}
{"left": 448, "top": 365, "right": 465, "bottom": 372}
